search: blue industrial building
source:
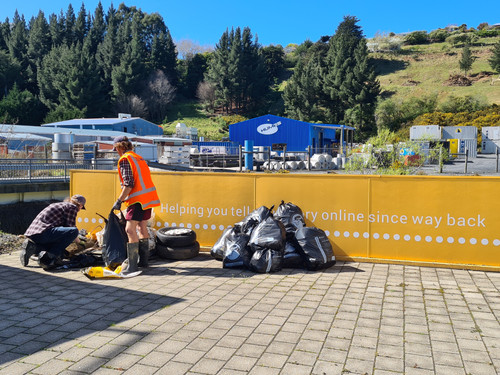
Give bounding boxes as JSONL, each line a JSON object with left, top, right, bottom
{"left": 229, "top": 114, "right": 354, "bottom": 153}
{"left": 42, "top": 114, "right": 163, "bottom": 136}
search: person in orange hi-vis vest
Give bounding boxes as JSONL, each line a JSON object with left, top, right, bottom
{"left": 112, "top": 136, "right": 160, "bottom": 273}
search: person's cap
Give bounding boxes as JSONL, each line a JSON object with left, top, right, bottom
{"left": 112, "top": 136, "right": 127, "bottom": 150}
{"left": 72, "top": 194, "right": 86, "bottom": 209}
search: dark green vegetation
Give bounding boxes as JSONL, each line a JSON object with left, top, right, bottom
{"left": 1, "top": 3, "right": 500, "bottom": 141}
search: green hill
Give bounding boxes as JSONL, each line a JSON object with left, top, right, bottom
{"left": 164, "top": 36, "right": 500, "bottom": 140}
{"left": 371, "top": 36, "right": 500, "bottom": 105}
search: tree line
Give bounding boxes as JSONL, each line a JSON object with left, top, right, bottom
{"left": 1, "top": 3, "right": 499, "bottom": 141}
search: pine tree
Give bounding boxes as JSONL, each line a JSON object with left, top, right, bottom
{"left": 0, "top": 50, "right": 20, "bottom": 98}
{"left": 96, "top": 5, "right": 119, "bottom": 95}
{"left": 283, "top": 40, "right": 329, "bottom": 121}
{"left": 74, "top": 4, "right": 89, "bottom": 44}
{"left": 111, "top": 18, "right": 147, "bottom": 99}
{"left": 459, "top": 44, "right": 475, "bottom": 76}
{"left": 323, "top": 16, "right": 380, "bottom": 137}
{"left": 26, "top": 11, "right": 51, "bottom": 93}
{"left": 205, "top": 29, "right": 232, "bottom": 112}
{"left": 86, "top": 2, "right": 106, "bottom": 55}
{"left": 150, "top": 29, "right": 178, "bottom": 86}
{"left": 488, "top": 40, "right": 500, "bottom": 74}
{"left": 48, "top": 12, "right": 64, "bottom": 47}
{"left": 64, "top": 4, "right": 76, "bottom": 46}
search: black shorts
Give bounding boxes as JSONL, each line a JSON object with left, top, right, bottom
{"left": 125, "top": 203, "right": 152, "bottom": 222}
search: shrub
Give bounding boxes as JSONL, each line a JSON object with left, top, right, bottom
{"left": 446, "top": 33, "right": 478, "bottom": 46}
{"left": 404, "top": 31, "right": 429, "bottom": 45}
{"left": 429, "top": 29, "right": 449, "bottom": 43}
{"left": 475, "top": 29, "right": 500, "bottom": 38}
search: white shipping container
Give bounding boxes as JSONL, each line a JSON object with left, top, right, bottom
{"left": 481, "top": 139, "right": 500, "bottom": 154}
{"left": 442, "top": 126, "right": 477, "bottom": 140}
{"left": 410, "top": 125, "right": 441, "bottom": 140}
{"left": 482, "top": 126, "right": 500, "bottom": 141}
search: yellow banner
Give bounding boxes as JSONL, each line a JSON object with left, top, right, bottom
{"left": 71, "top": 170, "right": 500, "bottom": 269}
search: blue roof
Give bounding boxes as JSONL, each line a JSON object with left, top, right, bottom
{"left": 43, "top": 118, "right": 143, "bottom": 126}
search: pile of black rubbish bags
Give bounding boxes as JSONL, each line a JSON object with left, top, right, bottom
{"left": 210, "top": 201, "right": 336, "bottom": 273}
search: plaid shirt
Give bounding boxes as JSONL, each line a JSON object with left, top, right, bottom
{"left": 119, "top": 157, "right": 135, "bottom": 187}
{"left": 25, "top": 202, "right": 79, "bottom": 237}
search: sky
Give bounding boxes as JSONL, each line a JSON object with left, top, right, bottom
{"left": 2, "top": 0, "right": 500, "bottom": 48}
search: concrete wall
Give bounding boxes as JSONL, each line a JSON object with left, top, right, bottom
{"left": 71, "top": 170, "right": 500, "bottom": 271}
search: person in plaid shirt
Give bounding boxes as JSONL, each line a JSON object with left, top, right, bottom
{"left": 22, "top": 195, "right": 87, "bottom": 270}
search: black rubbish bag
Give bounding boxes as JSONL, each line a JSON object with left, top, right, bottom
{"left": 282, "top": 240, "right": 304, "bottom": 269}
{"left": 248, "top": 216, "right": 286, "bottom": 252}
{"left": 295, "top": 227, "right": 336, "bottom": 271}
{"left": 222, "top": 232, "right": 251, "bottom": 269}
{"left": 241, "top": 205, "right": 274, "bottom": 236}
{"left": 249, "top": 248, "right": 283, "bottom": 273}
{"left": 274, "top": 200, "right": 306, "bottom": 237}
{"left": 210, "top": 227, "right": 233, "bottom": 261}
{"left": 101, "top": 210, "right": 128, "bottom": 268}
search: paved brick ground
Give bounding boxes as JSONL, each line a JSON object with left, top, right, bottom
{"left": 0, "top": 251, "right": 499, "bottom": 375}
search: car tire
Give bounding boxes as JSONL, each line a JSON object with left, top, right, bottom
{"left": 156, "top": 241, "right": 200, "bottom": 260}
{"left": 156, "top": 227, "right": 196, "bottom": 247}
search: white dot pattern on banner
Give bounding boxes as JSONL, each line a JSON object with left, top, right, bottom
{"left": 78, "top": 218, "right": 500, "bottom": 247}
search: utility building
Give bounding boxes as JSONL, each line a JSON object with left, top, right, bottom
{"left": 229, "top": 114, "right": 354, "bottom": 154}
{"left": 42, "top": 114, "right": 163, "bottom": 136}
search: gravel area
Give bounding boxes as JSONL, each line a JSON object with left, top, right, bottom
{"left": 0, "top": 231, "right": 24, "bottom": 255}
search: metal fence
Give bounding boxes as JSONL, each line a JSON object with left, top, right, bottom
{"left": 0, "top": 159, "right": 116, "bottom": 183}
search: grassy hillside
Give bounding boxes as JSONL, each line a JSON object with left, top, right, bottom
{"left": 162, "top": 36, "right": 500, "bottom": 140}
{"left": 371, "top": 36, "right": 500, "bottom": 105}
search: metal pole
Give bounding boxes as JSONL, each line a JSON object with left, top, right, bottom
{"left": 464, "top": 148, "right": 468, "bottom": 174}
{"left": 496, "top": 148, "right": 499, "bottom": 173}
{"left": 238, "top": 145, "right": 242, "bottom": 172}
{"left": 307, "top": 145, "right": 311, "bottom": 171}
{"left": 439, "top": 146, "right": 443, "bottom": 174}
{"left": 64, "top": 160, "right": 68, "bottom": 182}
{"left": 282, "top": 145, "right": 286, "bottom": 166}
{"left": 28, "top": 159, "right": 32, "bottom": 181}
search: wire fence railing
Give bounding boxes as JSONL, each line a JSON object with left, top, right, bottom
{"left": 0, "top": 159, "right": 116, "bottom": 183}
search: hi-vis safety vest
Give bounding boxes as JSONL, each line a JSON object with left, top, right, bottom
{"left": 118, "top": 151, "right": 160, "bottom": 210}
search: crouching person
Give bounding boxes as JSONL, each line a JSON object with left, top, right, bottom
{"left": 21, "top": 195, "right": 87, "bottom": 270}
